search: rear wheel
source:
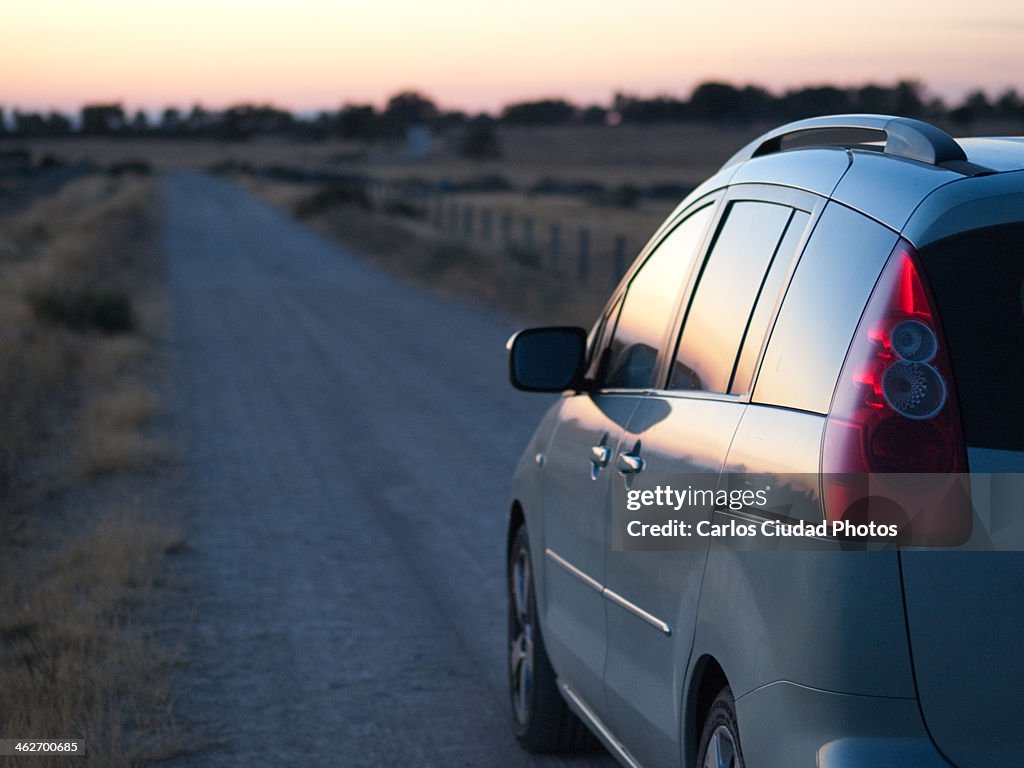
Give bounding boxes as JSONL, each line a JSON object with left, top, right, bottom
{"left": 508, "top": 525, "right": 593, "bottom": 752}
{"left": 697, "top": 686, "right": 745, "bottom": 768}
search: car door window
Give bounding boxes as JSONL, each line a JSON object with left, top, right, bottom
{"left": 729, "top": 210, "right": 810, "bottom": 394}
{"left": 753, "top": 202, "right": 897, "bottom": 413}
{"left": 602, "top": 205, "right": 714, "bottom": 389}
{"left": 670, "top": 201, "right": 794, "bottom": 393}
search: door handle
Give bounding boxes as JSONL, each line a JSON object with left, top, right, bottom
{"left": 590, "top": 433, "right": 611, "bottom": 480}
{"left": 617, "top": 441, "right": 645, "bottom": 475}
{"left": 590, "top": 445, "right": 611, "bottom": 468}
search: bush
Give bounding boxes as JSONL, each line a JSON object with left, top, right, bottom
{"left": 383, "top": 199, "right": 423, "bottom": 218}
{"left": 28, "top": 287, "right": 136, "bottom": 333}
{"left": 459, "top": 117, "right": 502, "bottom": 159}
{"left": 293, "top": 182, "right": 372, "bottom": 218}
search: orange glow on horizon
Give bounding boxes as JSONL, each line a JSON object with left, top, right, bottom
{"left": 3, "top": 0, "right": 1023, "bottom": 114}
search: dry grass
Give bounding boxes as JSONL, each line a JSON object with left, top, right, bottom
{"left": 242, "top": 176, "right": 615, "bottom": 325}
{"left": 15, "top": 122, "right": 760, "bottom": 187}
{"left": 76, "top": 382, "right": 167, "bottom": 478}
{"left": 0, "top": 508, "right": 185, "bottom": 766}
{"left": 0, "top": 172, "right": 184, "bottom": 764}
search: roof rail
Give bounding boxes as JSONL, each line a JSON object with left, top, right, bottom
{"left": 721, "top": 114, "right": 975, "bottom": 171}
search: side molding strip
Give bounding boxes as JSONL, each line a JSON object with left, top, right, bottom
{"left": 603, "top": 588, "right": 673, "bottom": 636}
{"left": 544, "top": 548, "right": 672, "bottom": 635}
{"left": 545, "top": 548, "right": 603, "bottom": 592}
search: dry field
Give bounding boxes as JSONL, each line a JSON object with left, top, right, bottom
{"left": 16, "top": 122, "right": 762, "bottom": 186}
{"left": 0, "top": 173, "right": 184, "bottom": 765}
{"left": 16, "top": 117, "right": 1022, "bottom": 330}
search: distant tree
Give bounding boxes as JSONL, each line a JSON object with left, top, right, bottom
{"left": 948, "top": 91, "right": 989, "bottom": 127}
{"left": 892, "top": 80, "right": 926, "bottom": 117}
{"left": 14, "top": 111, "right": 46, "bottom": 136}
{"left": 185, "top": 105, "right": 212, "bottom": 136}
{"left": 579, "top": 104, "right": 608, "bottom": 125}
{"left": 435, "top": 109, "right": 469, "bottom": 132}
{"left": 854, "top": 84, "right": 891, "bottom": 114}
{"left": 46, "top": 111, "right": 72, "bottom": 136}
{"left": 614, "top": 94, "right": 687, "bottom": 123}
{"left": 81, "top": 103, "right": 126, "bottom": 135}
{"left": 160, "top": 107, "right": 182, "bottom": 136}
{"left": 994, "top": 88, "right": 1022, "bottom": 121}
{"left": 688, "top": 83, "right": 746, "bottom": 121}
{"left": 11, "top": 111, "right": 69, "bottom": 137}
{"left": 500, "top": 98, "right": 576, "bottom": 125}
{"left": 0, "top": 107, "right": 6, "bottom": 136}
{"left": 381, "top": 91, "right": 438, "bottom": 137}
{"left": 336, "top": 104, "right": 378, "bottom": 140}
{"left": 459, "top": 115, "right": 502, "bottom": 159}
{"left": 221, "top": 104, "right": 294, "bottom": 140}
{"left": 780, "top": 86, "right": 855, "bottom": 120}
{"left": 130, "top": 110, "right": 149, "bottom": 135}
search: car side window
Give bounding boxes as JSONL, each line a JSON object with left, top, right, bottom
{"left": 601, "top": 205, "right": 714, "bottom": 390}
{"left": 729, "top": 210, "right": 810, "bottom": 394}
{"left": 669, "top": 201, "right": 793, "bottom": 393}
{"left": 753, "top": 203, "right": 897, "bottom": 413}
{"left": 585, "top": 294, "right": 623, "bottom": 381}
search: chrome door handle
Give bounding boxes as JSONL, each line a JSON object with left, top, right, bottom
{"left": 590, "top": 445, "right": 611, "bottom": 468}
{"left": 617, "top": 448, "right": 645, "bottom": 475}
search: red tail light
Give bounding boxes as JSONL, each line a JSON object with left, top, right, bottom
{"left": 822, "top": 239, "right": 970, "bottom": 545}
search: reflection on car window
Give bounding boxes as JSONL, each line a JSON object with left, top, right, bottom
{"left": 603, "top": 205, "right": 714, "bottom": 389}
{"left": 730, "top": 210, "right": 810, "bottom": 394}
{"left": 671, "top": 201, "right": 793, "bottom": 393}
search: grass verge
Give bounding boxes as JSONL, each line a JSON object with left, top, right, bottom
{"left": 0, "top": 173, "right": 183, "bottom": 765}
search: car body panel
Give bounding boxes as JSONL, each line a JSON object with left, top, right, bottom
{"left": 830, "top": 150, "right": 962, "bottom": 231}
{"left": 694, "top": 547, "right": 916, "bottom": 701}
{"left": 721, "top": 405, "right": 824, "bottom": 523}
{"left": 728, "top": 147, "right": 851, "bottom": 196}
{"left": 604, "top": 395, "right": 746, "bottom": 768}
{"left": 736, "top": 681, "right": 945, "bottom": 768}
{"left": 900, "top": 550, "right": 1024, "bottom": 768}
{"left": 537, "top": 392, "right": 642, "bottom": 722}
{"left": 902, "top": 168, "right": 1024, "bottom": 246}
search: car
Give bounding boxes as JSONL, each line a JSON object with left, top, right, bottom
{"left": 504, "top": 114, "right": 1024, "bottom": 768}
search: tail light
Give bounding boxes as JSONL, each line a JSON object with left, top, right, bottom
{"left": 821, "top": 239, "right": 970, "bottom": 545}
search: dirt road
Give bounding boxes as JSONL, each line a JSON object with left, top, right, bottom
{"left": 162, "top": 173, "right": 616, "bottom": 767}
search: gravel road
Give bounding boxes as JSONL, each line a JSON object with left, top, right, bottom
{"left": 162, "top": 172, "right": 617, "bottom": 767}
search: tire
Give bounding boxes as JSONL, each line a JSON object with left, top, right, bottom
{"left": 696, "top": 686, "right": 745, "bottom": 768}
{"left": 508, "top": 525, "right": 594, "bottom": 753}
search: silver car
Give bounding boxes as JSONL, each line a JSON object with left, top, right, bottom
{"left": 505, "top": 114, "right": 1024, "bottom": 768}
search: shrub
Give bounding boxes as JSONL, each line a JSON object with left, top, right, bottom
{"left": 28, "top": 287, "right": 136, "bottom": 333}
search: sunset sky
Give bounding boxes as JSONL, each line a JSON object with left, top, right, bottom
{"left": 3, "top": 0, "right": 1023, "bottom": 114}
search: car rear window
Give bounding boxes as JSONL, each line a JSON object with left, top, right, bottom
{"left": 920, "top": 223, "right": 1024, "bottom": 451}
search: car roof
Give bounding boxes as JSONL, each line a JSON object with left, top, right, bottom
{"left": 956, "top": 137, "right": 1024, "bottom": 172}
{"left": 668, "top": 116, "right": 1024, "bottom": 241}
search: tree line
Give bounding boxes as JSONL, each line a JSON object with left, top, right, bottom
{"left": 2, "top": 80, "right": 1021, "bottom": 141}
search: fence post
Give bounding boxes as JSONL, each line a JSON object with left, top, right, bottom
{"left": 578, "top": 227, "right": 590, "bottom": 284}
{"left": 549, "top": 222, "right": 561, "bottom": 264}
{"left": 463, "top": 204, "right": 475, "bottom": 237}
{"left": 523, "top": 217, "right": 535, "bottom": 250}
{"left": 448, "top": 201, "right": 459, "bottom": 233}
{"left": 502, "top": 212, "right": 513, "bottom": 246}
{"left": 433, "top": 194, "right": 444, "bottom": 229}
{"left": 481, "top": 208, "right": 493, "bottom": 242}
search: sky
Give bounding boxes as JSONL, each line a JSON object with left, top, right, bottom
{"left": 2, "top": 0, "right": 1023, "bottom": 114}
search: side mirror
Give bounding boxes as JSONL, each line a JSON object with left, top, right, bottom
{"left": 507, "top": 327, "right": 587, "bottom": 392}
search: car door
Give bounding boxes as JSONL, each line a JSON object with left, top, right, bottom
{"left": 603, "top": 189, "right": 817, "bottom": 768}
{"left": 539, "top": 200, "right": 718, "bottom": 722}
